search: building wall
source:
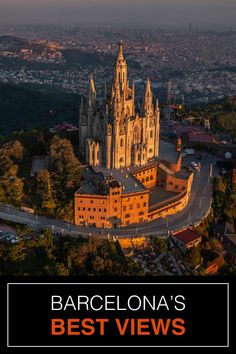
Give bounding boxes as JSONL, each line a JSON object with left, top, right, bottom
{"left": 166, "top": 173, "right": 193, "bottom": 193}
{"left": 148, "top": 190, "right": 190, "bottom": 222}
{"left": 157, "top": 166, "right": 193, "bottom": 194}
{"left": 74, "top": 165, "right": 193, "bottom": 228}
{"left": 132, "top": 163, "right": 157, "bottom": 188}
{"left": 121, "top": 191, "right": 149, "bottom": 226}
{"left": 223, "top": 237, "right": 236, "bottom": 264}
{"left": 107, "top": 185, "right": 123, "bottom": 228}
{"left": 74, "top": 194, "right": 109, "bottom": 228}
{"left": 74, "top": 189, "right": 149, "bottom": 228}
{"left": 171, "top": 235, "right": 201, "bottom": 254}
{"left": 160, "top": 154, "right": 182, "bottom": 173}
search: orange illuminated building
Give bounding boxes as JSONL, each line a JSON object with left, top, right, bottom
{"left": 74, "top": 42, "right": 193, "bottom": 229}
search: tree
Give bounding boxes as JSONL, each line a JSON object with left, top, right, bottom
{"left": 1, "top": 175, "right": 24, "bottom": 204}
{"left": 49, "top": 136, "right": 81, "bottom": 200}
{"left": 56, "top": 201, "right": 74, "bottom": 222}
{"left": 92, "top": 256, "right": 105, "bottom": 273}
{"left": 150, "top": 236, "right": 168, "bottom": 254}
{"left": 214, "top": 177, "right": 227, "bottom": 194}
{"left": 185, "top": 248, "right": 202, "bottom": 269}
{"left": 0, "top": 140, "right": 24, "bottom": 162}
{"left": 0, "top": 140, "right": 24, "bottom": 204}
{"left": 39, "top": 228, "right": 56, "bottom": 260}
{"left": 17, "top": 130, "right": 47, "bottom": 156}
{"left": 16, "top": 224, "right": 32, "bottom": 239}
{"left": 55, "top": 262, "right": 70, "bottom": 276}
{"left": 9, "top": 240, "right": 27, "bottom": 262}
{"left": 219, "top": 263, "right": 236, "bottom": 276}
{"left": 36, "top": 170, "right": 56, "bottom": 212}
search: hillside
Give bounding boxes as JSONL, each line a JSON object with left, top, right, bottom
{"left": 0, "top": 84, "right": 81, "bottom": 134}
{"left": 0, "top": 35, "right": 28, "bottom": 49}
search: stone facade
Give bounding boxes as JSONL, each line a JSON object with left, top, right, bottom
{"left": 79, "top": 41, "right": 160, "bottom": 169}
{"left": 74, "top": 42, "right": 194, "bottom": 229}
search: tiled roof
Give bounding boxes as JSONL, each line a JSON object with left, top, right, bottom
{"left": 172, "top": 228, "right": 201, "bottom": 244}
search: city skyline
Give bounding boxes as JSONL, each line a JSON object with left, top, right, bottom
{"left": 0, "top": 0, "right": 235, "bottom": 28}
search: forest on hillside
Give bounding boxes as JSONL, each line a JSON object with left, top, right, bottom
{"left": 0, "top": 83, "right": 81, "bottom": 134}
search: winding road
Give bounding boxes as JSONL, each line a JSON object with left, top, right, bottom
{"left": 0, "top": 152, "right": 217, "bottom": 238}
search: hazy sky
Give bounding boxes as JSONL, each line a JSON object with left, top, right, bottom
{"left": 0, "top": 0, "right": 235, "bottom": 28}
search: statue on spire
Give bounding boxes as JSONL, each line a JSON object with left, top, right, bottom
{"left": 114, "top": 40, "right": 127, "bottom": 89}
{"left": 143, "top": 78, "right": 153, "bottom": 115}
{"left": 88, "top": 73, "right": 96, "bottom": 110}
{"left": 117, "top": 40, "right": 124, "bottom": 61}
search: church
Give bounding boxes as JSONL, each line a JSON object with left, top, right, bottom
{"left": 75, "top": 42, "right": 193, "bottom": 229}
{"left": 79, "top": 41, "right": 160, "bottom": 169}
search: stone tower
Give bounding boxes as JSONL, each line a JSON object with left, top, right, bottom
{"left": 79, "top": 41, "right": 160, "bottom": 170}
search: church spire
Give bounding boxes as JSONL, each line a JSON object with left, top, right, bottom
{"left": 117, "top": 40, "right": 124, "bottom": 61}
{"left": 145, "top": 77, "right": 152, "bottom": 97}
{"left": 104, "top": 78, "right": 107, "bottom": 99}
{"left": 132, "top": 80, "right": 135, "bottom": 115}
{"left": 155, "top": 98, "right": 159, "bottom": 114}
{"left": 143, "top": 78, "right": 153, "bottom": 115}
{"left": 88, "top": 74, "right": 96, "bottom": 109}
{"left": 114, "top": 40, "right": 127, "bottom": 90}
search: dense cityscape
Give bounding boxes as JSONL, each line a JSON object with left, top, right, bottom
{"left": 0, "top": 24, "right": 236, "bottom": 104}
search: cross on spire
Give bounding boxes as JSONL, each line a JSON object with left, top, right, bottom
{"left": 117, "top": 40, "right": 124, "bottom": 61}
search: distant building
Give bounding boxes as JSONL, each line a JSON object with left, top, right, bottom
{"left": 50, "top": 122, "right": 79, "bottom": 133}
{"left": 215, "top": 221, "right": 236, "bottom": 264}
{"left": 223, "top": 235, "right": 236, "bottom": 264}
{"left": 205, "top": 255, "right": 225, "bottom": 274}
{"left": 232, "top": 161, "right": 236, "bottom": 185}
{"left": 187, "top": 129, "right": 218, "bottom": 145}
{"left": 171, "top": 228, "right": 202, "bottom": 254}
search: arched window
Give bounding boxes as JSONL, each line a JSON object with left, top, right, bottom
{"left": 150, "top": 130, "right": 153, "bottom": 139}
{"left": 146, "top": 176, "right": 149, "bottom": 182}
{"left": 149, "top": 148, "right": 153, "bottom": 154}
{"left": 150, "top": 175, "right": 153, "bottom": 180}
{"left": 120, "top": 138, "right": 123, "bottom": 147}
{"left": 119, "top": 157, "right": 124, "bottom": 164}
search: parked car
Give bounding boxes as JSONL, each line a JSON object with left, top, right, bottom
{"left": 184, "top": 148, "right": 195, "bottom": 155}
{"left": 220, "top": 168, "right": 227, "bottom": 175}
{"left": 191, "top": 161, "right": 199, "bottom": 170}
